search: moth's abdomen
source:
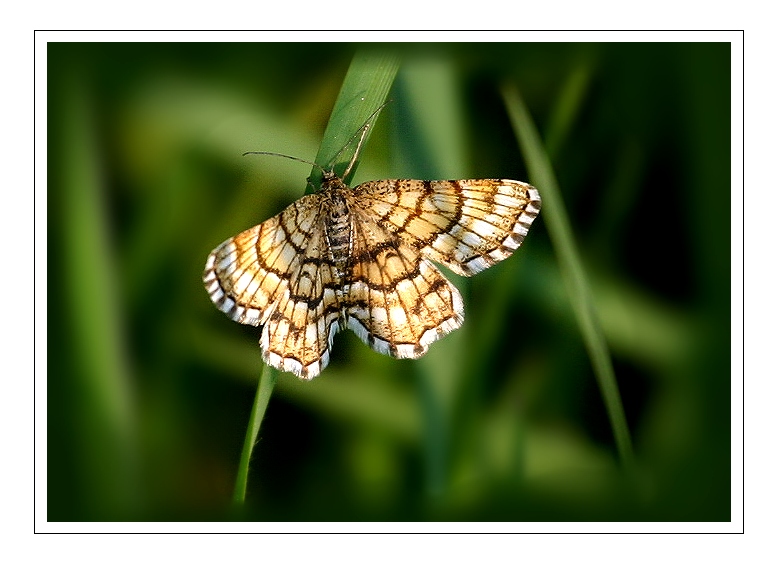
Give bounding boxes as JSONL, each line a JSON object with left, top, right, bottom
{"left": 323, "top": 189, "right": 353, "bottom": 278}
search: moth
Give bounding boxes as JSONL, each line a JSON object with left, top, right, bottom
{"left": 203, "top": 106, "right": 541, "bottom": 379}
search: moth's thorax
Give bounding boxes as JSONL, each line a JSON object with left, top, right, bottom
{"left": 321, "top": 182, "right": 354, "bottom": 278}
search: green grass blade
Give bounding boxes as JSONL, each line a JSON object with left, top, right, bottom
{"left": 501, "top": 83, "right": 636, "bottom": 471}
{"left": 543, "top": 55, "right": 595, "bottom": 158}
{"left": 231, "top": 49, "right": 399, "bottom": 506}
{"left": 232, "top": 364, "right": 278, "bottom": 506}
{"left": 55, "top": 76, "right": 140, "bottom": 517}
{"left": 309, "top": 49, "right": 400, "bottom": 190}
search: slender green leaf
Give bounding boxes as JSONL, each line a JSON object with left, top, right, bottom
{"left": 501, "top": 83, "right": 636, "bottom": 471}
{"left": 310, "top": 49, "right": 400, "bottom": 189}
{"left": 231, "top": 49, "right": 400, "bottom": 506}
{"left": 57, "top": 75, "right": 140, "bottom": 517}
{"left": 232, "top": 364, "right": 277, "bottom": 506}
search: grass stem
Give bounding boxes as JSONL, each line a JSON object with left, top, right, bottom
{"left": 231, "top": 49, "right": 399, "bottom": 506}
{"left": 502, "top": 83, "right": 636, "bottom": 472}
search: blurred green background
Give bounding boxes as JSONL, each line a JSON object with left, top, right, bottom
{"left": 47, "top": 42, "right": 731, "bottom": 521}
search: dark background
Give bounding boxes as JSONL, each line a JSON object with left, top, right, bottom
{"left": 47, "top": 42, "right": 731, "bottom": 521}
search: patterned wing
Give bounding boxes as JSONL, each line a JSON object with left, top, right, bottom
{"left": 351, "top": 179, "right": 541, "bottom": 276}
{"left": 203, "top": 195, "right": 341, "bottom": 379}
{"left": 341, "top": 204, "right": 464, "bottom": 359}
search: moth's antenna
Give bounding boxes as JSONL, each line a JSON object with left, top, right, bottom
{"left": 331, "top": 101, "right": 391, "bottom": 179}
{"left": 242, "top": 151, "right": 330, "bottom": 177}
{"left": 243, "top": 101, "right": 391, "bottom": 187}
